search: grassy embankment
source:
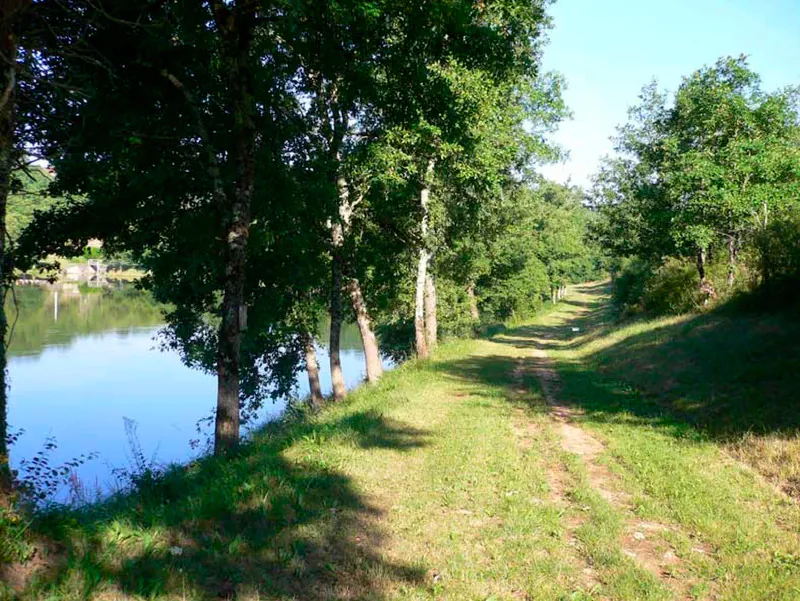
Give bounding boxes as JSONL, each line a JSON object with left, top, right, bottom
{"left": 2, "top": 282, "right": 799, "bottom": 600}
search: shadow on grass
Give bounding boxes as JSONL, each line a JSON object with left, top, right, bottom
{"left": 440, "top": 281, "right": 800, "bottom": 444}
{"left": 561, "top": 283, "right": 800, "bottom": 438}
{"left": 16, "top": 410, "right": 428, "bottom": 600}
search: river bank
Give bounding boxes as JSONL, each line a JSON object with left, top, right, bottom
{"left": 4, "top": 283, "right": 377, "bottom": 506}
{"left": 16, "top": 257, "right": 146, "bottom": 286}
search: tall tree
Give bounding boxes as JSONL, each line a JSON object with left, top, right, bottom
{"left": 594, "top": 57, "right": 800, "bottom": 293}
{"left": 21, "top": 0, "right": 308, "bottom": 454}
{"left": 0, "top": 0, "right": 31, "bottom": 495}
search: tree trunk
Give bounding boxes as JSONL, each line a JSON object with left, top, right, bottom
{"left": 727, "top": 235, "right": 737, "bottom": 288}
{"left": 0, "top": 11, "right": 16, "bottom": 495}
{"left": 212, "top": 1, "right": 257, "bottom": 456}
{"left": 328, "top": 166, "right": 351, "bottom": 401}
{"left": 696, "top": 247, "right": 706, "bottom": 283}
{"left": 329, "top": 222, "right": 347, "bottom": 401}
{"left": 696, "top": 247, "right": 716, "bottom": 304}
{"left": 414, "top": 248, "right": 429, "bottom": 359}
{"left": 424, "top": 273, "right": 437, "bottom": 350}
{"left": 348, "top": 278, "right": 383, "bottom": 383}
{"left": 304, "top": 334, "right": 323, "bottom": 408}
{"left": 415, "top": 160, "right": 434, "bottom": 359}
{"left": 467, "top": 283, "right": 479, "bottom": 320}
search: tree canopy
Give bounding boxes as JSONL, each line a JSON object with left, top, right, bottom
{"left": 2, "top": 0, "right": 602, "bottom": 458}
{"left": 593, "top": 56, "right": 800, "bottom": 312}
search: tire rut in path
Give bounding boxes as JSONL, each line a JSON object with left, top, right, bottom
{"left": 527, "top": 343, "right": 693, "bottom": 597}
{"left": 510, "top": 360, "right": 602, "bottom": 593}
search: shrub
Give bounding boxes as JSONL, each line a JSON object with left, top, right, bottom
{"left": 641, "top": 259, "right": 702, "bottom": 315}
{"left": 611, "top": 257, "right": 652, "bottom": 315}
{"left": 613, "top": 258, "right": 702, "bottom": 316}
{"left": 753, "top": 212, "right": 800, "bottom": 301}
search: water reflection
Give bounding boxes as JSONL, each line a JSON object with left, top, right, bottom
{"left": 8, "top": 283, "right": 163, "bottom": 358}
{"left": 6, "top": 284, "right": 380, "bottom": 502}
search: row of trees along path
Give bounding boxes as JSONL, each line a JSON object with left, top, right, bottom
{"left": 0, "top": 0, "right": 568, "bottom": 478}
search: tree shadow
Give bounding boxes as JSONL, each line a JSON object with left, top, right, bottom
{"left": 22, "top": 410, "right": 430, "bottom": 600}
{"left": 579, "top": 307, "right": 800, "bottom": 438}
{"left": 439, "top": 281, "right": 800, "bottom": 447}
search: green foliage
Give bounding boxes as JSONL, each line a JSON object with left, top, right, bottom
{"left": 613, "top": 258, "right": 702, "bottom": 316}
{"left": 594, "top": 56, "right": 800, "bottom": 313}
{"left": 19, "top": 0, "right": 567, "bottom": 415}
{"left": 431, "top": 278, "right": 475, "bottom": 340}
{"left": 475, "top": 181, "right": 603, "bottom": 320}
{"left": 374, "top": 179, "right": 603, "bottom": 355}
{"left": 0, "top": 505, "right": 35, "bottom": 565}
{"left": 7, "top": 167, "right": 56, "bottom": 241}
{"left": 753, "top": 210, "right": 800, "bottom": 300}
{"left": 610, "top": 258, "right": 653, "bottom": 315}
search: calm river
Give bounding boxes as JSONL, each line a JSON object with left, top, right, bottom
{"left": 6, "top": 283, "right": 384, "bottom": 503}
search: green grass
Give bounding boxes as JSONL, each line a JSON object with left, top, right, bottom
{"left": 3, "top": 282, "right": 800, "bottom": 600}
{"left": 534, "top": 283, "right": 800, "bottom": 600}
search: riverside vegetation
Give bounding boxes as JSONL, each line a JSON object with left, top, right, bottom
{"left": 1, "top": 1, "right": 800, "bottom": 599}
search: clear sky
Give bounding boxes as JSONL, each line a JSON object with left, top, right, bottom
{"left": 537, "top": 0, "right": 800, "bottom": 188}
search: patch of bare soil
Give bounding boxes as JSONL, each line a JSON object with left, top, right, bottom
{"left": 1, "top": 542, "right": 64, "bottom": 595}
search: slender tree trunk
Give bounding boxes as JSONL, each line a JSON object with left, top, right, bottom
{"left": 212, "top": 1, "right": 256, "bottom": 455}
{"left": 328, "top": 168, "right": 350, "bottom": 401}
{"left": 424, "top": 273, "right": 437, "bottom": 350}
{"left": 467, "top": 283, "right": 479, "bottom": 320}
{"left": 0, "top": 16, "right": 15, "bottom": 495}
{"left": 329, "top": 220, "right": 347, "bottom": 401}
{"left": 329, "top": 161, "right": 383, "bottom": 385}
{"left": 348, "top": 278, "right": 383, "bottom": 382}
{"left": 696, "top": 247, "right": 706, "bottom": 283}
{"left": 303, "top": 334, "right": 323, "bottom": 408}
{"left": 727, "top": 235, "right": 737, "bottom": 288}
{"left": 414, "top": 249, "right": 429, "bottom": 359}
{"left": 415, "top": 160, "right": 434, "bottom": 359}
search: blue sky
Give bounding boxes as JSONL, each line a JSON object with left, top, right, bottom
{"left": 537, "top": 0, "right": 800, "bottom": 188}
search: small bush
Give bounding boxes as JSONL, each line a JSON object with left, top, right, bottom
{"left": 611, "top": 258, "right": 652, "bottom": 315}
{"left": 0, "top": 505, "right": 35, "bottom": 564}
{"left": 435, "top": 282, "right": 476, "bottom": 340}
{"left": 613, "top": 258, "right": 702, "bottom": 316}
{"left": 641, "top": 259, "right": 702, "bottom": 315}
{"left": 753, "top": 212, "right": 800, "bottom": 302}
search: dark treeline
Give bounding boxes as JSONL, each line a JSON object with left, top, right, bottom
{"left": 0, "top": 0, "right": 602, "bottom": 490}
{"left": 591, "top": 56, "right": 800, "bottom": 315}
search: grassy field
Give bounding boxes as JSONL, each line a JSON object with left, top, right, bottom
{"left": 2, "top": 282, "right": 799, "bottom": 600}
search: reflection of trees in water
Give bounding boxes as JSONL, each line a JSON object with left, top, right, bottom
{"left": 5, "top": 285, "right": 164, "bottom": 358}
{"left": 5, "top": 285, "right": 364, "bottom": 358}
{"left": 316, "top": 314, "right": 363, "bottom": 352}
